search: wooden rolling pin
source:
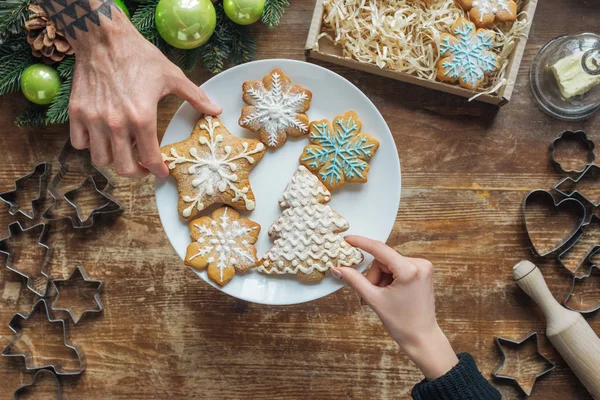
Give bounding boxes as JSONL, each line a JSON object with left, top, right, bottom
{"left": 514, "top": 260, "right": 600, "bottom": 399}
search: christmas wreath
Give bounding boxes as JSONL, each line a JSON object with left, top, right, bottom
{"left": 0, "top": 0, "right": 289, "bottom": 127}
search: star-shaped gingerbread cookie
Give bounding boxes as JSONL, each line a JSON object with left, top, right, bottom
{"left": 161, "top": 116, "right": 266, "bottom": 220}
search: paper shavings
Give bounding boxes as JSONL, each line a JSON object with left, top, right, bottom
{"left": 318, "top": 0, "right": 530, "bottom": 94}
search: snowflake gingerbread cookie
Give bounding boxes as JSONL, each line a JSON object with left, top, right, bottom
{"left": 300, "top": 111, "right": 379, "bottom": 191}
{"left": 257, "top": 166, "right": 363, "bottom": 281}
{"left": 456, "top": 0, "right": 517, "bottom": 28}
{"left": 185, "top": 206, "right": 260, "bottom": 286}
{"left": 161, "top": 116, "right": 266, "bottom": 220}
{"left": 437, "top": 18, "right": 500, "bottom": 91}
{"left": 239, "top": 68, "right": 312, "bottom": 149}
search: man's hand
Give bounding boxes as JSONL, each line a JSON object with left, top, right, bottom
{"left": 35, "top": 0, "right": 222, "bottom": 178}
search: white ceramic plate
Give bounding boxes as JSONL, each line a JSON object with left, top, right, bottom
{"left": 156, "top": 59, "right": 401, "bottom": 305}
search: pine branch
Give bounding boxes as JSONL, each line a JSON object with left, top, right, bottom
{"left": 0, "top": 0, "right": 30, "bottom": 39}
{"left": 199, "top": 3, "right": 232, "bottom": 74}
{"left": 131, "top": 0, "right": 170, "bottom": 53}
{"left": 173, "top": 47, "right": 203, "bottom": 72}
{"left": 46, "top": 73, "right": 72, "bottom": 124}
{"left": 230, "top": 25, "right": 256, "bottom": 65}
{"left": 15, "top": 102, "right": 47, "bottom": 127}
{"left": 57, "top": 55, "right": 75, "bottom": 77}
{"left": 0, "top": 43, "right": 32, "bottom": 95}
{"left": 262, "top": 0, "right": 289, "bottom": 28}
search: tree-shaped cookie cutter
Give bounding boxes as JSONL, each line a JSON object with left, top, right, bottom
{"left": 550, "top": 130, "right": 596, "bottom": 174}
{"left": 0, "top": 221, "right": 52, "bottom": 297}
{"left": 42, "top": 138, "right": 123, "bottom": 228}
{"left": 51, "top": 265, "right": 104, "bottom": 324}
{"left": 1, "top": 298, "right": 86, "bottom": 376}
{"left": 493, "top": 332, "right": 555, "bottom": 396}
{"left": 0, "top": 162, "right": 50, "bottom": 219}
{"left": 13, "top": 369, "right": 62, "bottom": 400}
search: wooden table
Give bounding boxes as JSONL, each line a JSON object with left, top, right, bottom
{"left": 1, "top": 0, "right": 599, "bottom": 398}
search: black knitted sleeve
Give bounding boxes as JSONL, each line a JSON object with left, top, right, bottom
{"left": 411, "top": 353, "right": 502, "bottom": 400}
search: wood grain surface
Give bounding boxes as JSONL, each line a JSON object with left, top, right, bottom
{"left": 1, "top": 0, "right": 599, "bottom": 398}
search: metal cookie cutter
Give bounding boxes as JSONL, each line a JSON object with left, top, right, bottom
{"left": 2, "top": 298, "right": 86, "bottom": 376}
{"left": 44, "top": 176, "right": 123, "bottom": 228}
{"left": 43, "top": 139, "right": 123, "bottom": 228}
{"left": 557, "top": 214, "right": 600, "bottom": 273}
{"left": 52, "top": 265, "right": 104, "bottom": 324}
{"left": 523, "top": 190, "right": 587, "bottom": 257}
{"left": 550, "top": 130, "right": 596, "bottom": 174}
{"left": 13, "top": 369, "right": 62, "bottom": 400}
{"left": 0, "top": 221, "right": 51, "bottom": 297}
{"left": 564, "top": 263, "right": 600, "bottom": 314}
{"left": 493, "top": 332, "right": 556, "bottom": 396}
{"left": 0, "top": 162, "right": 50, "bottom": 219}
{"left": 555, "top": 164, "right": 600, "bottom": 207}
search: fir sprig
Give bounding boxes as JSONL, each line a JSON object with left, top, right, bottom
{"left": 0, "top": 0, "right": 30, "bottom": 39}
{"left": 262, "top": 0, "right": 289, "bottom": 28}
{"left": 46, "top": 55, "right": 74, "bottom": 124}
{"left": 15, "top": 102, "right": 46, "bottom": 127}
{"left": 0, "top": 42, "right": 32, "bottom": 95}
{"left": 131, "top": 0, "right": 169, "bottom": 54}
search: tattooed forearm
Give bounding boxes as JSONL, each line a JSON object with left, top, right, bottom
{"left": 34, "top": 0, "right": 123, "bottom": 40}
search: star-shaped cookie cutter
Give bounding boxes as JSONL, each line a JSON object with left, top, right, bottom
{"left": 2, "top": 298, "right": 86, "bottom": 376}
{"left": 493, "top": 332, "right": 555, "bottom": 396}
{"left": 51, "top": 265, "right": 104, "bottom": 324}
{"left": 0, "top": 221, "right": 51, "bottom": 297}
{"left": 13, "top": 369, "right": 62, "bottom": 400}
{"left": 0, "top": 162, "right": 50, "bottom": 219}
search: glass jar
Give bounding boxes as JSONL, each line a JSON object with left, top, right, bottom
{"left": 530, "top": 33, "right": 600, "bottom": 121}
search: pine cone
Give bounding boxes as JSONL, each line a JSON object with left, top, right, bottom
{"left": 25, "top": 4, "right": 74, "bottom": 64}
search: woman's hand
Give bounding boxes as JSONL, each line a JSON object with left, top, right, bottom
{"left": 331, "top": 235, "right": 458, "bottom": 381}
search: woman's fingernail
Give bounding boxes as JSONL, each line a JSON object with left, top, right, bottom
{"left": 331, "top": 268, "right": 343, "bottom": 279}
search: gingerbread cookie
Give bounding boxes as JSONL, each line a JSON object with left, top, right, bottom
{"left": 239, "top": 68, "right": 312, "bottom": 149}
{"left": 161, "top": 116, "right": 266, "bottom": 220}
{"left": 437, "top": 17, "right": 500, "bottom": 90}
{"left": 185, "top": 206, "right": 260, "bottom": 286}
{"left": 456, "top": 0, "right": 517, "bottom": 28}
{"left": 257, "top": 166, "right": 363, "bottom": 281}
{"left": 300, "top": 111, "right": 379, "bottom": 191}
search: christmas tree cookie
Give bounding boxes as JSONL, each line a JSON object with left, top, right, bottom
{"left": 185, "top": 206, "right": 260, "bottom": 286}
{"left": 300, "top": 111, "right": 379, "bottom": 191}
{"left": 437, "top": 18, "right": 500, "bottom": 90}
{"left": 257, "top": 166, "right": 363, "bottom": 281}
{"left": 239, "top": 68, "right": 312, "bottom": 149}
{"left": 456, "top": 0, "right": 517, "bottom": 28}
{"left": 161, "top": 116, "right": 266, "bottom": 220}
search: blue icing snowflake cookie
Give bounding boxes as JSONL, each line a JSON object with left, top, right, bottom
{"left": 437, "top": 17, "right": 500, "bottom": 90}
{"left": 300, "top": 111, "right": 379, "bottom": 190}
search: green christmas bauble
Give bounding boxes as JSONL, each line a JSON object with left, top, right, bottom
{"left": 20, "top": 64, "right": 61, "bottom": 105}
{"left": 223, "top": 0, "right": 265, "bottom": 25}
{"left": 155, "top": 0, "right": 216, "bottom": 50}
{"left": 113, "top": 0, "right": 130, "bottom": 18}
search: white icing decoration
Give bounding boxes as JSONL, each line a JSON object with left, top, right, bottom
{"left": 257, "top": 166, "right": 363, "bottom": 277}
{"left": 162, "top": 116, "right": 265, "bottom": 216}
{"left": 471, "top": 0, "right": 513, "bottom": 22}
{"left": 241, "top": 72, "right": 309, "bottom": 147}
{"left": 188, "top": 207, "right": 257, "bottom": 282}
